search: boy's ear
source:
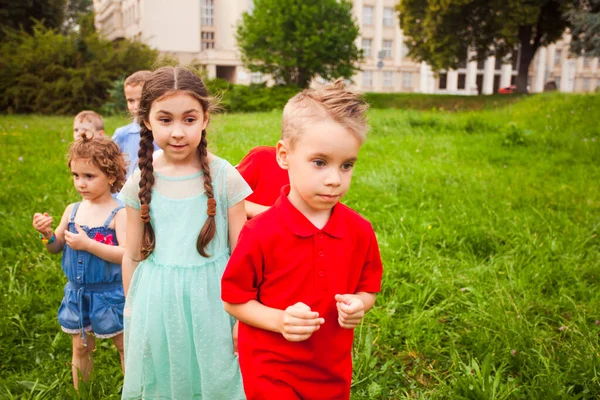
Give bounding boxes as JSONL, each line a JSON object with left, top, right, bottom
{"left": 276, "top": 140, "right": 290, "bottom": 170}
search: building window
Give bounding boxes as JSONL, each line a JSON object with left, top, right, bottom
{"left": 554, "top": 49, "right": 562, "bottom": 67}
{"left": 402, "top": 72, "right": 413, "bottom": 88}
{"left": 363, "top": 6, "right": 373, "bottom": 25}
{"left": 383, "top": 8, "right": 394, "bottom": 26}
{"left": 201, "top": 31, "right": 215, "bottom": 50}
{"left": 363, "top": 71, "right": 373, "bottom": 87}
{"left": 250, "top": 71, "right": 263, "bottom": 83}
{"left": 583, "top": 57, "right": 591, "bottom": 68}
{"left": 383, "top": 71, "right": 393, "bottom": 87}
{"left": 458, "top": 73, "right": 466, "bottom": 89}
{"left": 583, "top": 78, "right": 591, "bottom": 91}
{"left": 382, "top": 40, "right": 393, "bottom": 58}
{"left": 201, "top": 0, "right": 214, "bottom": 26}
{"left": 438, "top": 73, "right": 447, "bottom": 89}
{"left": 362, "top": 39, "right": 372, "bottom": 57}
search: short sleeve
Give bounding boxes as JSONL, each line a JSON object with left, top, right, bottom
{"left": 117, "top": 169, "right": 141, "bottom": 209}
{"left": 236, "top": 148, "right": 259, "bottom": 190}
{"left": 221, "top": 223, "right": 263, "bottom": 303}
{"left": 356, "top": 226, "right": 383, "bottom": 293}
{"left": 225, "top": 162, "right": 252, "bottom": 208}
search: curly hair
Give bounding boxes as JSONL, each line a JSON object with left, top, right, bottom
{"left": 282, "top": 78, "right": 369, "bottom": 148}
{"left": 68, "top": 133, "right": 127, "bottom": 193}
{"left": 136, "top": 66, "right": 216, "bottom": 259}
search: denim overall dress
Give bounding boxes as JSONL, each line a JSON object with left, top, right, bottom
{"left": 57, "top": 202, "right": 125, "bottom": 340}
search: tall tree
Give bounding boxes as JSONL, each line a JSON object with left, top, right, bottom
{"left": 236, "top": 0, "right": 363, "bottom": 88}
{"left": 0, "top": 0, "right": 66, "bottom": 38}
{"left": 397, "top": 0, "right": 578, "bottom": 93}
{"left": 566, "top": 0, "right": 600, "bottom": 57}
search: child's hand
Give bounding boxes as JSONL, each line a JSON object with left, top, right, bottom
{"left": 32, "top": 213, "right": 53, "bottom": 237}
{"left": 232, "top": 320, "right": 239, "bottom": 356}
{"left": 64, "top": 224, "right": 90, "bottom": 251}
{"left": 334, "top": 294, "right": 365, "bottom": 329}
{"left": 280, "top": 302, "right": 324, "bottom": 342}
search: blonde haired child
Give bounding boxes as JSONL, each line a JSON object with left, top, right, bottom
{"left": 73, "top": 110, "right": 105, "bottom": 140}
{"left": 222, "top": 79, "right": 383, "bottom": 400}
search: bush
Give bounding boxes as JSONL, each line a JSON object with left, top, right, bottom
{"left": 0, "top": 22, "right": 158, "bottom": 115}
{"left": 204, "top": 80, "right": 300, "bottom": 113}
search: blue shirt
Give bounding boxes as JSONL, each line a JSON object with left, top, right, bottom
{"left": 112, "top": 122, "right": 159, "bottom": 178}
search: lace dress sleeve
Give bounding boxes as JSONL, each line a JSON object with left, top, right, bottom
{"left": 224, "top": 162, "right": 252, "bottom": 208}
{"left": 117, "top": 169, "right": 141, "bottom": 209}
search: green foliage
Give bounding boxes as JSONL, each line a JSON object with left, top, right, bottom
{"left": 366, "top": 93, "right": 524, "bottom": 112}
{"left": 397, "top": 0, "right": 577, "bottom": 93}
{"left": 0, "top": 22, "right": 158, "bottom": 115}
{"left": 236, "top": 0, "right": 363, "bottom": 88}
{"left": 102, "top": 78, "right": 127, "bottom": 117}
{"left": 566, "top": 0, "right": 600, "bottom": 57}
{"left": 1, "top": 94, "right": 600, "bottom": 398}
{"left": 0, "top": 0, "right": 66, "bottom": 39}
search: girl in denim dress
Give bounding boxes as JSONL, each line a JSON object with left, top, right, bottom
{"left": 32, "top": 135, "right": 127, "bottom": 390}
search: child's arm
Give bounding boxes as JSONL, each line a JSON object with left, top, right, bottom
{"left": 334, "top": 292, "right": 377, "bottom": 329}
{"left": 243, "top": 200, "right": 269, "bottom": 219}
{"left": 64, "top": 209, "right": 126, "bottom": 264}
{"left": 32, "top": 205, "right": 72, "bottom": 254}
{"left": 228, "top": 201, "right": 247, "bottom": 249}
{"left": 224, "top": 301, "right": 324, "bottom": 342}
{"left": 122, "top": 205, "right": 144, "bottom": 296}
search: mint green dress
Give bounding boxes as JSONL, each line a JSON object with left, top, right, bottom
{"left": 118, "top": 157, "right": 250, "bottom": 400}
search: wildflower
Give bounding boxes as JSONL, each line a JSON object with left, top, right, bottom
{"left": 18, "top": 156, "right": 23, "bottom": 162}
{"left": 460, "top": 287, "right": 467, "bottom": 292}
{"left": 559, "top": 325, "right": 566, "bottom": 331}
{"left": 503, "top": 164, "right": 507, "bottom": 168}
{"left": 511, "top": 349, "right": 517, "bottom": 356}
{"left": 61, "top": 139, "right": 65, "bottom": 143}
{"left": 595, "top": 320, "right": 599, "bottom": 325}
{"left": 428, "top": 225, "right": 432, "bottom": 230}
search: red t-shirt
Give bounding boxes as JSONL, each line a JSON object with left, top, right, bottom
{"left": 236, "top": 146, "right": 290, "bottom": 206}
{"left": 222, "top": 186, "right": 383, "bottom": 400}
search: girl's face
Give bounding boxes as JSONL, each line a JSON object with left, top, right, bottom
{"left": 144, "top": 92, "right": 209, "bottom": 165}
{"left": 70, "top": 158, "right": 114, "bottom": 201}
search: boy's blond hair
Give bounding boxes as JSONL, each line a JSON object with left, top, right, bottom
{"left": 124, "top": 70, "right": 152, "bottom": 88}
{"left": 74, "top": 110, "right": 104, "bottom": 131}
{"left": 282, "top": 79, "right": 369, "bottom": 148}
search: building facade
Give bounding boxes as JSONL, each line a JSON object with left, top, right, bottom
{"left": 93, "top": 0, "right": 599, "bottom": 93}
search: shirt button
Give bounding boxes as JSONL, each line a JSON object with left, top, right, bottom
{"left": 319, "top": 250, "right": 324, "bottom": 257}
{"left": 318, "top": 271, "right": 324, "bottom": 277}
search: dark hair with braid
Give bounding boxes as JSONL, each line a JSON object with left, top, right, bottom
{"left": 136, "top": 67, "right": 216, "bottom": 259}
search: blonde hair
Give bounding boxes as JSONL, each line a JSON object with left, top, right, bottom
{"left": 125, "top": 70, "right": 152, "bottom": 88}
{"left": 74, "top": 110, "right": 104, "bottom": 131}
{"left": 282, "top": 79, "right": 369, "bottom": 148}
{"left": 68, "top": 134, "right": 126, "bottom": 194}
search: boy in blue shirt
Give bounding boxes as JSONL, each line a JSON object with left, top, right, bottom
{"left": 112, "top": 70, "right": 157, "bottom": 177}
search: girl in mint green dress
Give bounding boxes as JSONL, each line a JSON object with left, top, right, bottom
{"left": 118, "top": 67, "right": 250, "bottom": 399}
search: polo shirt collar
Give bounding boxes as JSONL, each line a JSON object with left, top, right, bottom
{"left": 127, "top": 122, "right": 141, "bottom": 134}
{"left": 276, "top": 185, "right": 346, "bottom": 239}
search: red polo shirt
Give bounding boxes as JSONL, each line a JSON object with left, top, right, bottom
{"left": 222, "top": 185, "right": 383, "bottom": 400}
{"left": 236, "top": 146, "right": 290, "bottom": 206}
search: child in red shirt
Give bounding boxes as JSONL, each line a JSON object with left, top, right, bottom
{"left": 236, "top": 146, "right": 289, "bottom": 218}
{"left": 222, "top": 80, "right": 383, "bottom": 399}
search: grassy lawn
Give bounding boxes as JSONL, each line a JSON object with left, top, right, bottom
{"left": 1, "top": 93, "right": 599, "bottom": 399}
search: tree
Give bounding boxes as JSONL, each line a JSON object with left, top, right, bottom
{"left": 566, "top": 0, "right": 600, "bottom": 57}
{"left": 397, "top": 0, "right": 578, "bottom": 93}
{"left": 0, "top": 0, "right": 66, "bottom": 38}
{"left": 236, "top": 0, "right": 363, "bottom": 88}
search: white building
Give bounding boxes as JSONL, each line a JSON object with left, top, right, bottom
{"left": 93, "top": 0, "right": 599, "bottom": 93}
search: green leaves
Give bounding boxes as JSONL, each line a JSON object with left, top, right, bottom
{"left": 0, "top": 21, "right": 157, "bottom": 115}
{"left": 236, "top": 0, "right": 363, "bottom": 87}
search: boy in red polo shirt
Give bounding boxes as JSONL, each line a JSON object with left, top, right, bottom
{"left": 236, "top": 146, "right": 289, "bottom": 218}
{"left": 222, "top": 79, "right": 383, "bottom": 400}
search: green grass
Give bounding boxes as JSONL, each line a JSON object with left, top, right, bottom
{"left": 1, "top": 93, "right": 599, "bottom": 399}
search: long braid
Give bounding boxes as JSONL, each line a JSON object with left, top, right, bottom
{"left": 196, "top": 129, "right": 216, "bottom": 257}
{"left": 138, "top": 124, "right": 156, "bottom": 259}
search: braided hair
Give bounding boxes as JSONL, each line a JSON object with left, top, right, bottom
{"left": 136, "top": 67, "right": 216, "bottom": 259}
